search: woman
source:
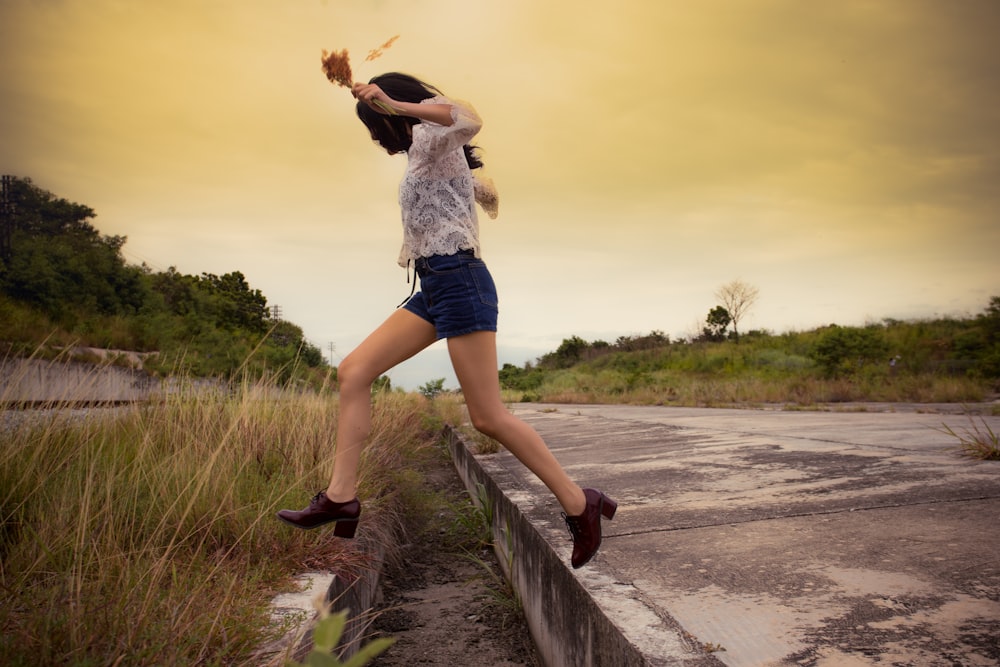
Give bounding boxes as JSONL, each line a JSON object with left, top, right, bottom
{"left": 277, "top": 73, "right": 616, "bottom": 569}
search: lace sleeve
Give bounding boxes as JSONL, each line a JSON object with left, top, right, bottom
{"left": 473, "top": 174, "right": 499, "bottom": 219}
{"left": 418, "top": 96, "right": 483, "bottom": 158}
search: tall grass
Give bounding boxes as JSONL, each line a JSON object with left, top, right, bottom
{"left": 0, "top": 375, "right": 439, "bottom": 665}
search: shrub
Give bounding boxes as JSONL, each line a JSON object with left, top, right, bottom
{"left": 812, "top": 325, "right": 889, "bottom": 377}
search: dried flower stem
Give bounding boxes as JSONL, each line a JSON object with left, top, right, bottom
{"left": 321, "top": 36, "right": 400, "bottom": 115}
{"left": 320, "top": 48, "right": 353, "bottom": 88}
{"left": 365, "top": 35, "right": 400, "bottom": 62}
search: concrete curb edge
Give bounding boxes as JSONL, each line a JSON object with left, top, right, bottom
{"left": 444, "top": 426, "right": 669, "bottom": 667}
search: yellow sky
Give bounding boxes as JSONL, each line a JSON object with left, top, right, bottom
{"left": 2, "top": 0, "right": 998, "bottom": 388}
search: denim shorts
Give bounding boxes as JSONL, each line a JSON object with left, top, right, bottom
{"left": 402, "top": 250, "right": 499, "bottom": 339}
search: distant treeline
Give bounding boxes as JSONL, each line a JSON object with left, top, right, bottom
{"left": 0, "top": 176, "right": 326, "bottom": 385}
{"left": 499, "top": 303, "right": 1000, "bottom": 404}
{"left": 3, "top": 176, "right": 997, "bottom": 402}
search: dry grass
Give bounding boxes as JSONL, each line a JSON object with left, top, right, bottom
{"left": 0, "top": 373, "right": 439, "bottom": 665}
{"left": 939, "top": 414, "right": 1000, "bottom": 460}
{"left": 525, "top": 370, "right": 989, "bottom": 409}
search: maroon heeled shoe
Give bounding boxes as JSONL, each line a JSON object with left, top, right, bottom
{"left": 563, "top": 488, "right": 617, "bottom": 568}
{"left": 276, "top": 491, "right": 361, "bottom": 538}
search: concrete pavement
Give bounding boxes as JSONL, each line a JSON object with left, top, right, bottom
{"left": 447, "top": 404, "right": 1000, "bottom": 666}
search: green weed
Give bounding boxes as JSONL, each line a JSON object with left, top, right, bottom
{"left": 284, "top": 607, "right": 393, "bottom": 667}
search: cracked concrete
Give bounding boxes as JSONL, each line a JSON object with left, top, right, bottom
{"left": 461, "top": 404, "right": 1000, "bottom": 666}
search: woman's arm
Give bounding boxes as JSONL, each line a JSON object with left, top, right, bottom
{"left": 352, "top": 82, "right": 454, "bottom": 126}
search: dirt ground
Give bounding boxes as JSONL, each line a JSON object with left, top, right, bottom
{"left": 367, "top": 448, "right": 541, "bottom": 667}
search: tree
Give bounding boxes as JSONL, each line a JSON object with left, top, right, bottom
{"left": 499, "top": 362, "right": 543, "bottom": 391}
{"left": 812, "top": 325, "right": 889, "bottom": 377}
{"left": 715, "top": 279, "right": 759, "bottom": 343}
{"left": 614, "top": 330, "right": 669, "bottom": 351}
{"left": 418, "top": 378, "right": 446, "bottom": 399}
{"left": 702, "top": 306, "right": 731, "bottom": 342}
{"left": 199, "top": 271, "right": 269, "bottom": 333}
{"left": 540, "top": 335, "right": 589, "bottom": 368}
{"left": 972, "top": 295, "right": 1000, "bottom": 377}
{"left": 0, "top": 176, "right": 333, "bottom": 385}
{"left": 0, "top": 177, "right": 145, "bottom": 316}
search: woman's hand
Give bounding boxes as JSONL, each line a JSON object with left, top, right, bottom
{"left": 352, "top": 82, "right": 455, "bottom": 126}
{"left": 352, "top": 82, "right": 394, "bottom": 114}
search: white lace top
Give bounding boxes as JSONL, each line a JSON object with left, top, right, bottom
{"left": 397, "top": 96, "right": 499, "bottom": 267}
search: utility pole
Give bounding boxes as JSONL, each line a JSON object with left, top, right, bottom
{"left": 271, "top": 304, "right": 282, "bottom": 320}
{"left": 329, "top": 342, "right": 336, "bottom": 366}
{"left": 0, "top": 175, "right": 13, "bottom": 262}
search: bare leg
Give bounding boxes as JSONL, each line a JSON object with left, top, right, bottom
{"left": 326, "top": 309, "right": 438, "bottom": 502}
{"left": 447, "top": 331, "right": 587, "bottom": 515}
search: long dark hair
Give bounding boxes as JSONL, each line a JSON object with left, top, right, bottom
{"left": 356, "top": 72, "right": 483, "bottom": 170}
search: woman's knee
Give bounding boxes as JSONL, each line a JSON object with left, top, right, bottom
{"left": 468, "top": 407, "right": 509, "bottom": 439}
{"left": 336, "top": 355, "right": 376, "bottom": 394}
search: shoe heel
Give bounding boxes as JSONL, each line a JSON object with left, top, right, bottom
{"left": 333, "top": 519, "right": 358, "bottom": 538}
{"left": 601, "top": 495, "right": 618, "bottom": 520}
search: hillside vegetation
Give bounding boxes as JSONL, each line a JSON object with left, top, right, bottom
{"left": 0, "top": 176, "right": 327, "bottom": 387}
{"left": 499, "top": 304, "right": 1000, "bottom": 408}
{"left": 2, "top": 176, "right": 997, "bottom": 407}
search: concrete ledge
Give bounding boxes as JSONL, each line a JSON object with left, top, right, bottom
{"left": 1, "top": 357, "right": 156, "bottom": 403}
{"left": 258, "top": 535, "right": 386, "bottom": 664}
{"left": 326, "top": 543, "right": 385, "bottom": 657}
{"left": 444, "top": 427, "right": 706, "bottom": 667}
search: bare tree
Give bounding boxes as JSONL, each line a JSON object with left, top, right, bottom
{"left": 714, "top": 279, "right": 759, "bottom": 343}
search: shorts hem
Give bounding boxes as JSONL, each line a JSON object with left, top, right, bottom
{"left": 435, "top": 324, "right": 497, "bottom": 340}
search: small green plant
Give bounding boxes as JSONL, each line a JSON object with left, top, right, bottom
{"left": 499, "top": 520, "right": 517, "bottom": 583}
{"left": 460, "top": 546, "right": 523, "bottom": 629}
{"left": 446, "top": 481, "right": 493, "bottom": 550}
{"left": 451, "top": 487, "right": 523, "bottom": 629}
{"left": 474, "top": 481, "right": 493, "bottom": 525}
{"left": 285, "top": 608, "right": 393, "bottom": 667}
{"left": 417, "top": 377, "right": 446, "bottom": 399}
{"left": 939, "top": 415, "right": 1000, "bottom": 460}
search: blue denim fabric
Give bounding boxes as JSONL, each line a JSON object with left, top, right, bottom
{"left": 402, "top": 250, "right": 499, "bottom": 339}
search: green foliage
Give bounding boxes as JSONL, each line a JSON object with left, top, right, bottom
{"left": 811, "top": 325, "right": 889, "bottom": 377}
{"left": 0, "top": 177, "right": 146, "bottom": 317}
{"left": 0, "top": 176, "right": 328, "bottom": 385}
{"left": 198, "top": 270, "right": 269, "bottom": 333}
{"left": 535, "top": 330, "right": 672, "bottom": 371}
{"left": 543, "top": 335, "right": 589, "bottom": 368}
{"left": 614, "top": 330, "right": 669, "bottom": 351}
{"left": 702, "top": 306, "right": 731, "bottom": 342}
{"left": 498, "top": 362, "right": 544, "bottom": 394}
{"left": 285, "top": 609, "right": 393, "bottom": 667}
{"left": 418, "top": 377, "right": 446, "bottom": 399}
{"left": 447, "top": 481, "right": 493, "bottom": 551}
{"left": 968, "top": 296, "right": 1000, "bottom": 377}
{"left": 502, "top": 302, "right": 998, "bottom": 406}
